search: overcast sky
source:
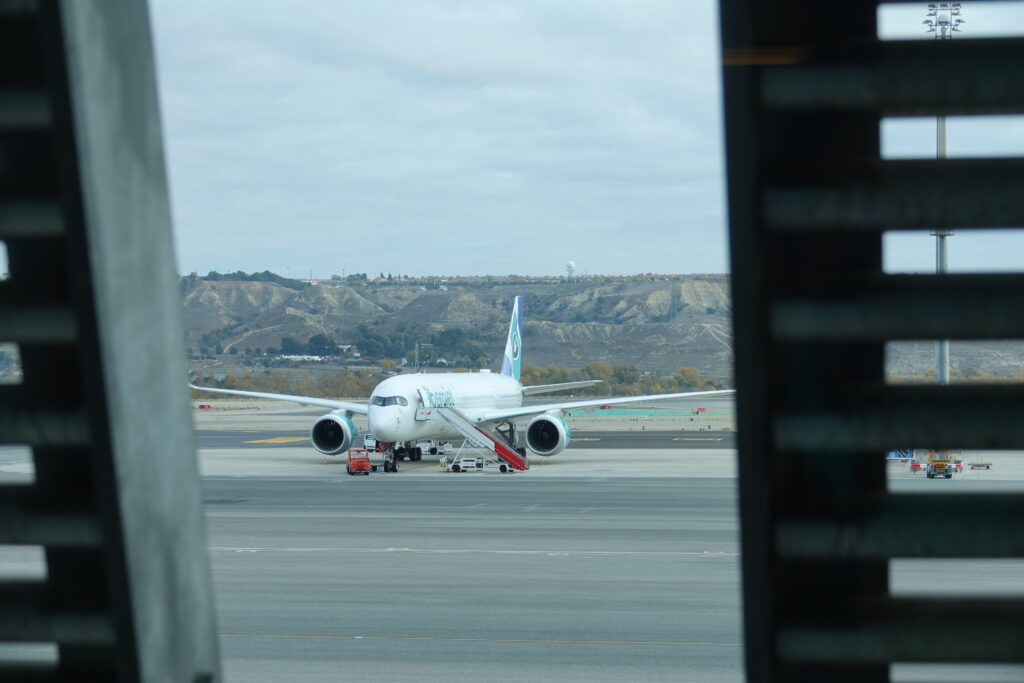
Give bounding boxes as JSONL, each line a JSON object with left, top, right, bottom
{"left": 151, "top": 0, "right": 728, "bottom": 278}
{"left": 4, "top": 3, "right": 1020, "bottom": 279}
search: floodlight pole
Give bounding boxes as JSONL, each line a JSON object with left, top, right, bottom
{"left": 924, "top": 2, "right": 962, "bottom": 385}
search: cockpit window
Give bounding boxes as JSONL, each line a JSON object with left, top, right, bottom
{"left": 371, "top": 395, "right": 408, "bottom": 407}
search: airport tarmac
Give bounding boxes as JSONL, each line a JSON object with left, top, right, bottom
{"left": 3, "top": 398, "right": 1024, "bottom": 681}
{"left": 206, "top": 476, "right": 744, "bottom": 682}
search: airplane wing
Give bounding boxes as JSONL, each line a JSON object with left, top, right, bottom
{"left": 521, "top": 380, "right": 602, "bottom": 396}
{"left": 464, "top": 388, "right": 735, "bottom": 424}
{"left": 188, "top": 384, "right": 369, "bottom": 414}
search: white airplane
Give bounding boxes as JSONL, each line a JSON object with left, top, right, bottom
{"left": 190, "top": 296, "right": 733, "bottom": 469}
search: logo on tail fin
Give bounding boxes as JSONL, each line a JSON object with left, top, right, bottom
{"left": 500, "top": 296, "right": 522, "bottom": 380}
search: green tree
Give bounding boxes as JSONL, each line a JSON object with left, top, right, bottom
{"left": 280, "top": 336, "right": 305, "bottom": 354}
{"left": 307, "top": 334, "right": 337, "bottom": 356}
{"left": 612, "top": 365, "right": 640, "bottom": 386}
{"left": 358, "top": 338, "right": 383, "bottom": 357}
{"left": 583, "top": 362, "right": 613, "bottom": 384}
{"left": 674, "top": 366, "right": 702, "bottom": 391}
{"left": 520, "top": 364, "right": 544, "bottom": 387}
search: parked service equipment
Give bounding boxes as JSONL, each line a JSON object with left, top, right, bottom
{"left": 439, "top": 456, "right": 515, "bottom": 473}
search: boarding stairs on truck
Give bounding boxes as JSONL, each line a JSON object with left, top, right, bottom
{"left": 436, "top": 407, "right": 529, "bottom": 471}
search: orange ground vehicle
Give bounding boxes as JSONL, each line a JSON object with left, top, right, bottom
{"left": 346, "top": 448, "right": 399, "bottom": 475}
{"left": 346, "top": 449, "right": 373, "bottom": 476}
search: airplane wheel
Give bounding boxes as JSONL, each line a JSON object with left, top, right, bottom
{"left": 429, "top": 447, "right": 438, "bottom": 455}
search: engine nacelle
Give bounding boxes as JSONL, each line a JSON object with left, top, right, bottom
{"left": 310, "top": 411, "right": 356, "bottom": 455}
{"left": 525, "top": 413, "right": 571, "bottom": 456}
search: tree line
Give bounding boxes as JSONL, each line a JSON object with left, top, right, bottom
{"left": 888, "top": 367, "right": 1024, "bottom": 384}
{"left": 195, "top": 270, "right": 310, "bottom": 290}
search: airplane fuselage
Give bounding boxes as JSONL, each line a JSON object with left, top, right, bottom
{"left": 367, "top": 371, "right": 522, "bottom": 443}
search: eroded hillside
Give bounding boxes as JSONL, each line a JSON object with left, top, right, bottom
{"left": 181, "top": 277, "right": 734, "bottom": 376}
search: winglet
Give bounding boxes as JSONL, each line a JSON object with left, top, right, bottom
{"left": 500, "top": 296, "right": 523, "bottom": 380}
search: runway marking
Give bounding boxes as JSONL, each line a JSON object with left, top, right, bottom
{"left": 219, "top": 633, "right": 741, "bottom": 648}
{"left": 572, "top": 438, "right": 602, "bottom": 442}
{"left": 672, "top": 438, "right": 725, "bottom": 441}
{"left": 206, "top": 503, "right": 734, "bottom": 513}
{"left": 243, "top": 436, "right": 309, "bottom": 444}
{"left": 210, "top": 546, "right": 738, "bottom": 557}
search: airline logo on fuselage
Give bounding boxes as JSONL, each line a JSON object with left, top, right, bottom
{"left": 422, "top": 386, "right": 456, "bottom": 408}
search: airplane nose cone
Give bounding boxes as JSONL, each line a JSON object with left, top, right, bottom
{"left": 368, "top": 408, "right": 402, "bottom": 442}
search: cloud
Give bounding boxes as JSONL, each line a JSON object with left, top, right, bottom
{"left": 151, "top": 0, "right": 727, "bottom": 276}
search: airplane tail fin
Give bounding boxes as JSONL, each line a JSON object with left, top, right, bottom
{"left": 500, "top": 296, "right": 522, "bottom": 381}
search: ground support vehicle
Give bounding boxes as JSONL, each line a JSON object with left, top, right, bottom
{"left": 426, "top": 441, "right": 454, "bottom": 456}
{"left": 346, "top": 448, "right": 399, "bottom": 474}
{"left": 926, "top": 449, "right": 954, "bottom": 479}
{"left": 439, "top": 453, "right": 517, "bottom": 473}
{"left": 346, "top": 449, "right": 373, "bottom": 476}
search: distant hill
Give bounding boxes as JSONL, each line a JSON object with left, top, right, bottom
{"left": 181, "top": 276, "right": 734, "bottom": 378}
{"left": 181, "top": 275, "right": 1024, "bottom": 380}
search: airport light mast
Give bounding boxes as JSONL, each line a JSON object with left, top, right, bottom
{"left": 923, "top": 2, "right": 963, "bottom": 385}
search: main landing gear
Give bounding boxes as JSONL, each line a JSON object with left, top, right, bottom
{"left": 394, "top": 443, "right": 424, "bottom": 461}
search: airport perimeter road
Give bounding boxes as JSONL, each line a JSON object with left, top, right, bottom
{"left": 205, "top": 477, "right": 744, "bottom": 683}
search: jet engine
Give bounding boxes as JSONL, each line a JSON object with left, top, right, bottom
{"left": 525, "top": 413, "right": 570, "bottom": 456}
{"left": 310, "top": 411, "right": 356, "bottom": 455}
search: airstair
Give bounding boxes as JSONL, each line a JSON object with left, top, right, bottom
{"left": 436, "top": 408, "right": 529, "bottom": 471}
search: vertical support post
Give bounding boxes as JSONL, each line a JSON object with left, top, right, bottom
{"left": 935, "top": 112, "right": 950, "bottom": 385}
